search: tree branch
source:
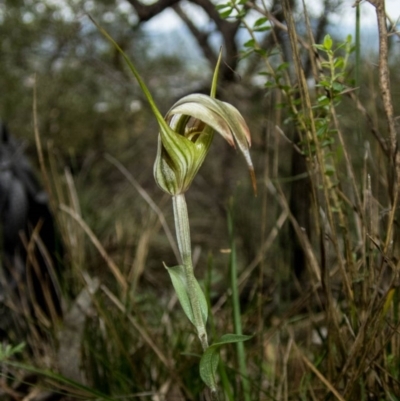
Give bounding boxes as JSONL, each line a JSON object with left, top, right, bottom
{"left": 172, "top": 3, "right": 217, "bottom": 67}
{"left": 188, "top": 0, "right": 241, "bottom": 81}
{"left": 125, "top": 0, "right": 181, "bottom": 22}
{"left": 125, "top": 0, "right": 241, "bottom": 81}
{"left": 367, "top": 0, "right": 397, "bottom": 158}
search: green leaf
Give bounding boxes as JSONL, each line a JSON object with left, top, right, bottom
{"left": 244, "top": 39, "right": 255, "bottom": 48}
{"left": 253, "top": 17, "right": 270, "bottom": 31}
{"left": 254, "top": 48, "right": 267, "bottom": 56}
{"left": 199, "top": 346, "right": 220, "bottom": 391}
{"left": 215, "top": 3, "right": 230, "bottom": 10}
{"left": 219, "top": 8, "right": 233, "bottom": 18}
{"left": 254, "top": 17, "right": 268, "bottom": 27}
{"left": 254, "top": 26, "right": 270, "bottom": 32}
{"left": 164, "top": 264, "right": 208, "bottom": 326}
{"left": 318, "top": 80, "right": 331, "bottom": 88}
{"left": 199, "top": 334, "right": 252, "bottom": 390}
{"left": 313, "top": 44, "right": 325, "bottom": 51}
{"left": 0, "top": 342, "right": 26, "bottom": 360}
{"left": 323, "top": 34, "right": 333, "bottom": 50}
{"left": 332, "top": 81, "right": 345, "bottom": 93}
{"left": 277, "top": 62, "right": 289, "bottom": 72}
{"left": 334, "top": 57, "right": 344, "bottom": 69}
{"left": 214, "top": 333, "right": 253, "bottom": 346}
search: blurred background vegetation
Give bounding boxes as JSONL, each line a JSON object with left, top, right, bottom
{"left": 1, "top": 0, "right": 400, "bottom": 399}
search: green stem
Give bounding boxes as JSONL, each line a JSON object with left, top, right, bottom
{"left": 228, "top": 202, "right": 251, "bottom": 401}
{"left": 172, "top": 194, "right": 209, "bottom": 351}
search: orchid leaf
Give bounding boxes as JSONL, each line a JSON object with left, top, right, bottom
{"left": 199, "top": 346, "right": 220, "bottom": 391}
{"left": 199, "top": 334, "right": 253, "bottom": 391}
{"left": 164, "top": 263, "right": 208, "bottom": 326}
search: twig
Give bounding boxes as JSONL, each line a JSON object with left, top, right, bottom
{"left": 367, "top": 0, "right": 398, "bottom": 158}
{"left": 60, "top": 204, "right": 128, "bottom": 295}
{"left": 105, "top": 153, "right": 180, "bottom": 261}
{"left": 294, "top": 342, "right": 346, "bottom": 401}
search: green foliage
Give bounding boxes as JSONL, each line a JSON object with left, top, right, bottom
{"left": 314, "top": 34, "right": 354, "bottom": 99}
{"left": 216, "top": 0, "right": 248, "bottom": 20}
{"left": 0, "top": 343, "right": 25, "bottom": 361}
{"left": 199, "top": 334, "right": 252, "bottom": 392}
{"left": 165, "top": 263, "right": 209, "bottom": 326}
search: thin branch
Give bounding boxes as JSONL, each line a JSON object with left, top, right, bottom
{"left": 60, "top": 204, "right": 128, "bottom": 295}
{"left": 348, "top": 91, "right": 389, "bottom": 157}
{"left": 367, "top": 0, "right": 398, "bottom": 158}
{"left": 172, "top": 3, "right": 217, "bottom": 67}
{"left": 125, "top": 0, "right": 241, "bottom": 81}
{"left": 105, "top": 153, "right": 180, "bottom": 262}
{"left": 187, "top": 0, "right": 241, "bottom": 81}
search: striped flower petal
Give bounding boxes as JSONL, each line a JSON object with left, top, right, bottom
{"left": 163, "top": 94, "right": 256, "bottom": 195}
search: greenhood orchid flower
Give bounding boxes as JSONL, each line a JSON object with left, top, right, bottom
{"left": 93, "top": 18, "right": 255, "bottom": 399}
{"left": 154, "top": 93, "right": 257, "bottom": 195}
{"left": 91, "top": 15, "right": 256, "bottom": 196}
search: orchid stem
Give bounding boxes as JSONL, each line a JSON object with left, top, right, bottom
{"left": 172, "top": 194, "right": 209, "bottom": 351}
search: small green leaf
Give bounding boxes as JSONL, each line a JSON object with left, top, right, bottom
{"left": 277, "top": 62, "right": 289, "bottom": 72}
{"left": 199, "top": 334, "right": 252, "bottom": 390}
{"left": 254, "top": 17, "right": 268, "bottom": 27}
{"left": 219, "top": 8, "right": 233, "bottom": 18}
{"left": 332, "top": 81, "right": 345, "bottom": 93}
{"left": 214, "top": 333, "right": 253, "bottom": 346}
{"left": 318, "top": 80, "right": 330, "bottom": 88}
{"left": 317, "top": 95, "right": 329, "bottom": 106}
{"left": 164, "top": 264, "right": 208, "bottom": 326}
{"left": 253, "top": 17, "right": 270, "bottom": 31}
{"left": 196, "top": 282, "right": 208, "bottom": 325}
{"left": 254, "top": 48, "right": 267, "bottom": 56}
{"left": 313, "top": 44, "right": 325, "bottom": 51}
{"left": 323, "top": 34, "right": 333, "bottom": 50}
{"left": 244, "top": 39, "right": 255, "bottom": 48}
{"left": 334, "top": 57, "right": 344, "bottom": 69}
{"left": 215, "top": 3, "right": 230, "bottom": 10}
{"left": 0, "top": 342, "right": 26, "bottom": 360}
{"left": 165, "top": 264, "right": 193, "bottom": 323}
{"left": 199, "top": 346, "right": 220, "bottom": 391}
